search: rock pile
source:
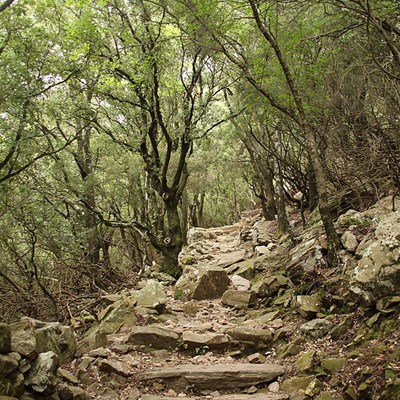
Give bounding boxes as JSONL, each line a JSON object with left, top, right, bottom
{"left": 0, "top": 317, "right": 79, "bottom": 399}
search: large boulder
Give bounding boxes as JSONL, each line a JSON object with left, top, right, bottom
{"left": 176, "top": 266, "right": 229, "bottom": 300}
{"left": 350, "top": 209, "right": 400, "bottom": 304}
{"left": 27, "top": 351, "right": 59, "bottom": 394}
{"left": 10, "top": 318, "right": 76, "bottom": 363}
{"left": 143, "top": 363, "right": 285, "bottom": 390}
{"left": 10, "top": 319, "right": 37, "bottom": 359}
{"left": 35, "top": 322, "right": 76, "bottom": 363}
{"left": 79, "top": 298, "right": 138, "bottom": 355}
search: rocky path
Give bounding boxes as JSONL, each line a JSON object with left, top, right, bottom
{"left": 4, "top": 198, "right": 400, "bottom": 399}
{"left": 70, "top": 221, "right": 295, "bottom": 400}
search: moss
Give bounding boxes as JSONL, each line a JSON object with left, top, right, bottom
{"left": 281, "top": 376, "right": 314, "bottom": 393}
{"left": 341, "top": 217, "right": 371, "bottom": 227}
{"left": 295, "top": 350, "right": 316, "bottom": 373}
{"left": 321, "top": 358, "right": 346, "bottom": 373}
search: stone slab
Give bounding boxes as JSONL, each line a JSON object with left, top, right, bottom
{"left": 143, "top": 363, "right": 285, "bottom": 390}
{"left": 141, "top": 394, "right": 289, "bottom": 400}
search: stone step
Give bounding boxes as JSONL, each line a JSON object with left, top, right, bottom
{"left": 141, "top": 395, "right": 289, "bottom": 400}
{"left": 143, "top": 363, "right": 285, "bottom": 391}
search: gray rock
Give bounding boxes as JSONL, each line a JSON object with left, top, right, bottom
{"left": 187, "top": 228, "right": 217, "bottom": 244}
{"left": 27, "top": 351, "right": 59, "bottom": 394}
{"left": 217, "top": 250, "right": 247, "bottom": 268}
{"left": 0, "top": 371, "right": 24, "bottom": 397}
{"left": 254, "top": 245, "right": 271, "bottom": 256}
{"left": 252, "top": 220, "right": 274, "bottom": 246}
{"left": 277, "top": 343, "right": 304, "bottom": 359}
{"left": 337, "top": 209, "right": 370, "bottom": 227}
{"left": 228, "top": 259, "right": 258, "bottom": 280}
{"left": 35, "top": 322, "right": 76, "bottom": 363}
{"left": 79, "top": 300, "right": 137, "bottom": 355}
{"left": 143, "top": 363, "right": 285, "bottom": 390}
{"left": 0, "top": 323, "right": 11, "bottom": 354}
{"left": 10, "top": 318, "right": 76, "bottom": 363}
{"left": 341, "top": 231, "right": 358, "bottom": 252}
{"left": 231, "top": 275, "right": 251, "bottom": 291}
{"left": 376, "top": 296, "right": 400, "bottom": 313}
{"left": 88, "top": 347, "right": 110, "bottom": 357}
{"left": 222, "top": 290, "right": 257, "bottom": 307}
{"left": 93, "top": 387, "right": 118, "bottom": 400}
{"left": 300, "top": 319, "right": 333, "bottom": 339}
{"left": 136, "top": 280, "right": 167, "bottom": 311}
{"left": 297, "top": 293, "right": 323, "bottom": 319}
{"left": 57, "top": 368, "right": 78, "bottom": 384}
{"left": 247, "top": 353, "right": 266, "bottom": 363}
{"left": 253, "top": 275, "right": 289, "bottom": 298}
{"left": 350, "top": 209, "right": 400, "bottom": 303}
{"left": 295, "top": 350, "right": 316, "bottom": 373}
{"left": 280, "top": 376, "right": 314, "bottom": 393}
{"left": 226, "top": 327, "right": 272, "bottom": 346}
{"left": 240, "top": 226, "right": 253, "bottom": 242}
{"left": 176, "top": 266, "right": 230, "bottom": 300}
{"left": 0, "top": 355, "right": 18, "bottom": 378}
{"left": 58, "top": 384, "right": 88, "bottom": 400}
{"left": 10, "top": 319, "right": 37, "bottom": 359}
{"left": 98, "top": 359, "right": 131, "bottom": 377}
{"left": 141, "top": 395, "right": 289, "bottom": 400}
{"left": 321, "top": 358, "right": 346, "bottom": 373}
{"left": 126, "top": 326, "right": 179, "bottom": 349}
{"left": 18, "top": 358, "right": 31, "bottom": 374}
{"left": 88, "top": 329, "right": 108, "bottom": 351}
{"left": 330, "top": 316, "right": 353, "bottom": 340}
{"left": 182, "top": 331, "right": 230, "bottom": 350}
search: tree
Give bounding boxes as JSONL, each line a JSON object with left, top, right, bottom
{"left": 72, "top": 0, "right": 234, "bottom": 276}
{"left": 178, "top": 0, "right": 341, "bottom": 262}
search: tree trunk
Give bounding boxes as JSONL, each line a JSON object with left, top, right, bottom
{"left": 307, "top": 162, "right": 318, "bottom": 211}
{"left": 180, "top": 189, "right": 188, "bottom": 245}
{"left": 304, "top": 126, "right": 340, "bottom": 264}
{"left": 275, "top": 161, "right": 290, "bottom": 235}
{"left": 198, "top": 192, "right": 205, "bottom": 227}
{"left": 262, "top": 166, "right": 277, "bottom": 220}
{"left": 161, "top": 201, "right": 184, "bottom": 278}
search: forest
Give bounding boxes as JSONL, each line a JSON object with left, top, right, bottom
{"left": 0, "top": 0, "right": 399, "bottom": 324}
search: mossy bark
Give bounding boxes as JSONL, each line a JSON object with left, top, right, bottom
{"left": 160, "top": 202, "right": 184, "bottom": 278}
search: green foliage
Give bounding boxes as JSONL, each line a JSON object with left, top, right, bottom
{"left": 195, "top": 345, "right": 210, "bottom": 355}
{"left": 0, "top": 0, "right": 399, "bottom": 321}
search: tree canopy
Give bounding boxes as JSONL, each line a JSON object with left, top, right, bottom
{"left": 0, "top": 0, "right": 399, "bottom": 321}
